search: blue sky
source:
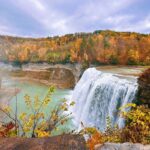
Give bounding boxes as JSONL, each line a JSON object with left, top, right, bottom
{"left": 0, "top": 0, "right": 150, "bottom": 37}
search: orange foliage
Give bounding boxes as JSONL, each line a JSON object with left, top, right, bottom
{"left": 87, "top": 130, "right": 103, "bottom": 150}
{"left": 0, "top": 30, "right": 149, "bottom": 65}
{"left": 0, "top": 122, "right": 16, "bottom": 137}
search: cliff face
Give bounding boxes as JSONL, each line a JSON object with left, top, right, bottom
{"left": 0, "top": 30, "right": 150, "bottom": 65}
{"left": 11, "top": 67, "right": 76, "bottom": 89}
{"left": 138, "top": 68, "right": 150, "bottom": 107}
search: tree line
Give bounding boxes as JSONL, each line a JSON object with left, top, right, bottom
{"left": 0, "top": 30, "right": 150, "bottom": 66}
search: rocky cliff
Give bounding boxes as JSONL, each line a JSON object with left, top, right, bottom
{"left": 11, "top": 67, "right": 76, "bottom": 89}
{"left": 138, "top": 68, "right": 150, "bottom": 107}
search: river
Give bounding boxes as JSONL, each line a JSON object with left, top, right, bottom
{"left": 0, "top": 63, "right": 149, "bottom": 134}
{"left": 1, "top": 77, "right": 73, "bottom": 136}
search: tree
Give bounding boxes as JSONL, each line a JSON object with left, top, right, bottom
{"left": 109, "top": 55, "right": 118, "bottom": 65}
{"left": 86, "top": 37, "right": 95, "bottom": 62}
{"left": 79, "top": 37, "right": 87, "bottom": 60}
{"left": 12, "top": 59, "right": 22, "bottom": 68}
{"left": 127, "top": 49, "right": 139, "bottom": 65}
{"left": 103, "top": 36, "right": 110, "bottom": 49}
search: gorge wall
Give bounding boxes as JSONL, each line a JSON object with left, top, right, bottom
{"left": 10, "top": 67, "right": 77, "bottom": 89}
{"left": 138, "top": 68, "right": 150, "bottom": 107}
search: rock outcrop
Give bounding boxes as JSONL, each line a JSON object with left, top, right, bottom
{"left": 11, "top": 68, "right": 76, "bottom": 89}
{"left": 0, "top": 134, "right": 87, "bottom": 150}
{"left": 95, "top": 143, "right": 150, "bottom": 150}
{"left": 9, "top": 63, "right": 83, "bottom": 89}
{"left": 138, "top": 68, "right": 150, "bottom": 107}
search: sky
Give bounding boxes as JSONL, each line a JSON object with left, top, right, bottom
{"left": 0, "top": 0, "right": 150, "bottom": 37}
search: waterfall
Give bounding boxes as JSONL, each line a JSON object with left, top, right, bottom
{"left": 72, "top": 68, "right": 138, "bottom": 131}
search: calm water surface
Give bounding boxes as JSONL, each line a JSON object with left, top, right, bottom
{"left": 2, "top": 78, "right": 73, "bottom": 136}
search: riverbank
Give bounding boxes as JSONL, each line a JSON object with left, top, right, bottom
{"left": 0, "top": 64, "right": 149, "bottom": 107}
{"left": 96, "top": 65, "right": 149, "bottom": 76}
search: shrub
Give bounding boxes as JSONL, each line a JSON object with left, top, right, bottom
{"left": 83, "top": 103, "right": 150, "bottom": 150}
{"left": 120, "top": 104, "right": 150, "bottom": 144}
{"left": 0, "top": 86, "right": 75, "bottom": 138}
{"left": 81, "top": 60, "right": 90, "bottom": 71}
{"left": 79, "top": 127, "right": 103, "bottom": 150}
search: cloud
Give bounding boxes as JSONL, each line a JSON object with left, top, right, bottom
{"left": 12, "top": 0, "right": 74, "bottom": 35}
{"left": 108, "top": 15, "right": 150, "bottom": 33}
{"left": 0, "top": 24, "right": 12, "bottom": 35}
{"left": 62, "top": 0, "right": 138, "bottom": 32}
{"left": 0, "top": 0, "right": 149, "bottom": 36}
{"left": 0, "top": 20, "right": 19, "bottom": 36}
{"left": 104, "top": 15, "right": 134, "bottom": 25}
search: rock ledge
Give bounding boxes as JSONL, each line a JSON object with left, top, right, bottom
{"left": 95, "top": 143, "right": 150, "bottom": 150}
{"left": 0, "top": 134, "right": 86, "bottom": 150}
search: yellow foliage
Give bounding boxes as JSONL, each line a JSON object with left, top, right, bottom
{"left": 24, "top": 94, "right": 31, "bottom": 106}
{"left": 0, "top": 86, "right": 74, "bottom": 138}
{"left": 35, "top": 130, "right": 50, "bottom": 137}
{"left": 120, "top": 105, "right": 150, "bottom": 144}
{"left": 84, "top": 103, "right": 150, "bottom": 150}
{"left": 3, "top": 106, "right": 12, "bottom": 113}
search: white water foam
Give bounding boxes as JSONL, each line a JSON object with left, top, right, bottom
{"left": 71, "top": 68, "right": 138, "bottom": 131}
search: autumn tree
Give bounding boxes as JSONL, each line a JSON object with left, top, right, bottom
{"left": 0, "top": 87, "right": 75, "bottom": 138}
{"left": 0, "top": 30, "right": 150, "bottom": 65}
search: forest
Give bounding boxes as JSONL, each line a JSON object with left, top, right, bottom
{"left": 0, "top": 30, "right": 150, "bottom": 66}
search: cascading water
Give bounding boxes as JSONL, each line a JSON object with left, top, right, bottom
{"left": 72, "top": 68, "right": 138, "bottom": 131}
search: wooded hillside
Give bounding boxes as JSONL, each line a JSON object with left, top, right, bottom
{"left": 0, "top": 30, "right": 150, "bottom": 65}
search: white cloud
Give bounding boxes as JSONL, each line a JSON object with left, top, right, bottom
{"left": 29, "top": 0, "right": 45, "bottom": 11}
{"left": 104, "top": 15, "right": 134, "bottom": 25}
{"left": 0, "top": 0, "right": 149, "bottom": 36}
{"left": 74, "top": 0, "right": 136, "bottom": 21}
{"left": 65, "top": 0, "right": 138, "bottom": 33}
{"left": 15, "top": 0, "right": 133, "bottom": 35}
{"left": 110, "top": 15, "right": 150, "bottom": 33}
{"left": 13, "top": 0, "right": 75, "bottom": 35}
{"left": 0, "top": 23, "right": 17, "bottom": 36}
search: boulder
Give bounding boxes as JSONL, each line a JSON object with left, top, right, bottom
{"left": 95, "top": 143, "right": 150, "bottom": 150}
{"left": 0, "top": 134, "right": 87, "bottom": 150}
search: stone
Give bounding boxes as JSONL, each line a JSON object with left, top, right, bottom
{"left": 0, "top": 134, "right": 87, "bottom": 150}
{"left": 95, "top": 143, "right": 150, "bottom": 150}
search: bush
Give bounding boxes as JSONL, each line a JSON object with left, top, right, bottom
{"left": 81, "top": 60, "right": 90, "bottom": 71}
{"left": 0, "top": 86, "right": 75, "bottom": 138}
{"left": 120, "top": 104, "right": 150, "bottom": 144}
{"left": 82, "top": 103, "right": 150, "bottom": 150}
